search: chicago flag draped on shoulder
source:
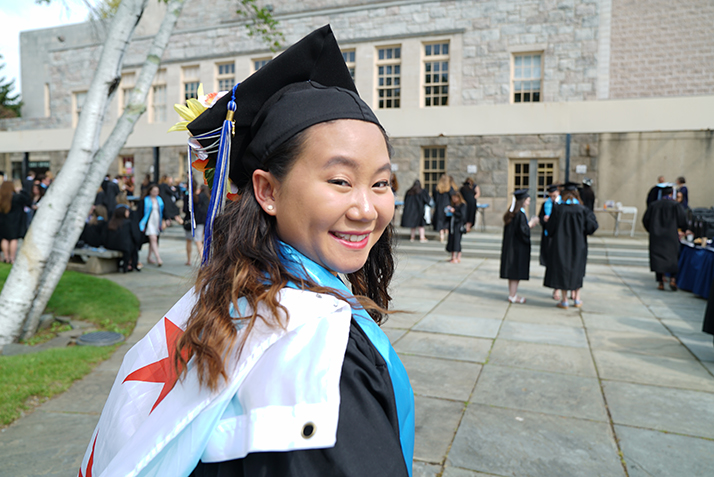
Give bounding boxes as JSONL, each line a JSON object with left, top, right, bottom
{"left": 78, "top": 288, "right": 354, "bottom": 477}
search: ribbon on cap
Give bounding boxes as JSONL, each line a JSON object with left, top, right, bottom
{"left": 509, "top": 195, "right": 516, "bottom": 213}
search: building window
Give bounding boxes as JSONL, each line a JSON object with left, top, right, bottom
{"left": 422, "top": 147, "right": 446, "bottom": 195}
{"left": 376, "top": 46, "right": 401, "bottom": 109}
{"left": 510, "top": 158, "right": 557, "bottom": 208}
{"left": 150, "top": 69, "right": 167, "bottom": 123}
{"left": 73, "top": 91, "right": 87, "bottom": 127}
{"left": 120, "top": 72, "right": 135, "bottom": 114}
{"left": 253, "top": 58, "right": 271, "bottom": 73}
{"left": 182, "top": 65, "right": 200, "bottom": 101}
{"left": 424, "top": 42, "right": 449, "bottom": 107}
{"left": 342, "top": 49, "right": 355, "bottom": 81}
{"left": 512, "top": 53, "right": 542, "bottom": 103}
{"left": 217, "top": 62, "right": 235, "bottom": 91}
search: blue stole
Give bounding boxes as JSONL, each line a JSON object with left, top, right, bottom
{"left": 278, "top": 242, "right": 415, "bottom": 475}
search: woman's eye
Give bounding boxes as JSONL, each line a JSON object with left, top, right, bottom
{"left": 328, "top": 179, "right": 350, "bottom": 187}
{"left": 374, "top": 180, "right": 390, "bottom": 188}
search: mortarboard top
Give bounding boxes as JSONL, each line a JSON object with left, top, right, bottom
{"left": 188, "top": 25, "right": 381, "bottom": 189}
{"left": 513, "top": 189, "right": 530, "bottom": 201}
{"left": 546, "top": 184, "right": 560, "bottom": 193}
{"left": 563, "top": 182, "right": 579, "bottom": 191}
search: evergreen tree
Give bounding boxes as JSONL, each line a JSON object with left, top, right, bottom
{"left": 0, "top": 55, "right": 22, "bottom": 118}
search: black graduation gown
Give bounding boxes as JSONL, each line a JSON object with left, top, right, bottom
{"left": 105, "top": 221, "right": 134, "bottom": 254}
{"left": 446, "top": 203, "right": 467, "bottom": 253}
{"left": 642, "top": 199, "right": 687, "bottom": 274}
{"left": 183, "top": 192, "right": 210, "bottom": 229}
{"left": 646, "top": 185, "right": 662, "bottom": 207}
{"left": 190, "top": 320, "right": 409, "bottom": 477}
{"left": 543, "top": 204, "right": 598, "bottom": 290}
{"left": 703, "top": 280, "right": 714, "bottom": 336}
{"left": 537, "top": 200, "right": 552, "bottom": 267}
{"left": 500, "top": 211, "right": 531, "bottom": 280}
{"left": 432, "top": 189, "right": 453, "bottom": 231}
{"left": 400, "top": 190, "right": 430, "bottom": 228}
{"left": 100, "top": 180, "right": 120, "bottom": 215}
{"left": 0, "top": 190, "right": 32, "bottom": 241}
{"left": 460, "top": 185, "right": 477, "bottom": 226}
{"left": 160, "top": 183, "right": 181, "bottom": 219}
{"left": 579, "top": 186, "right": 595, "bottom": 211}
{"left": 80, "top": 220, "right": 107, "bottom": 248}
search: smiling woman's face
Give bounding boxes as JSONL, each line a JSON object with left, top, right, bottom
{"left": 268, "top": 119, "right": 394, "bottom": 274}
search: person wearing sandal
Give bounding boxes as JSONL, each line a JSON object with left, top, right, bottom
{"left": 642, "top": 183, "right": 689, "bottom": 291}
{"left": 500, "top": 189, "right": 539, "bottom": 304}
{"left": 543, "top": 183, "right": 598, "bottom": 309}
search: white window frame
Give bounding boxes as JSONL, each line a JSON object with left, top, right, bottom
{"left": 423, "top": 41, "right": 450, "bottom": 107}
{"left": 182, "top": 65, "right": 201, "bottom": 101}
{"left": 216, "top": 61, "right": 236, "bottom": 92}
{"left": 150, "top": 69, "right": 167, "bottom": 123}
{"left": 342, "top": 49, "right": 356, "bottom": 81}
{"left": 376, "top": 45, "right": 401, "bottom": 109}
{"left": 511, "top": 52, "right": 543, "bottom": 103}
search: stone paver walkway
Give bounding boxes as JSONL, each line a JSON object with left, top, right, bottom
{"left": 1, "top": 233, "right": 713, "bottom": 476}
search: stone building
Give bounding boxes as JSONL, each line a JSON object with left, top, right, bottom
{"left": 1, "top": 0, "right": 713, "bottom": 229}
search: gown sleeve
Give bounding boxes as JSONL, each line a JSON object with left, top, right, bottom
{"left": 584, "top": 207, "right": 599, "bottom": 235}
{"left": 190, "top": 319, "right": 409, "bottom": 477}
{"left": 517, "top": 212, "right": 531, "bottom": 244}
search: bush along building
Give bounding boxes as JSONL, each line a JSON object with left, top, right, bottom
{"left": 1, "top": 0, "right": 713, "bottom": 231}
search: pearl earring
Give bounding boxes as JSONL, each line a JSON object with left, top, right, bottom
{"left": 267, "top": 205, "right": 274, "bottom": 211}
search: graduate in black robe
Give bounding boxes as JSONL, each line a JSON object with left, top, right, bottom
{"left": 642, "top": 184, "right": 688, "bottom": 290}
{"left": 646, "top": 176, "right": 666, "bottom": 208}
{"left": 433, "top": 174, "right": 454, "bottom": 242}
{"left": 579, "top": 178, "right": 595, "bottom": 211}
{"left": 446, "top": 192, "right": 467, "bottom": 263}
{"left": 500, "top": 189, "right": 539, "bottom": 303}
{"left": 538, "top": 184, "right": 562, "bottom": 300}
{"left": 460, "top": 178, "right": 477, "bottom": 232}
{"left": 401, "top": 180, "right": 431, "bottom": 242}
{"left": 104, "top": 205, "right": 137, "bottom": 272}
{"left": 544, "top": 184, "right": 598, "bottom": 308}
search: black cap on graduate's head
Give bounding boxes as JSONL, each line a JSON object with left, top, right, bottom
{"left": 546, "top": 184, "right": 560, "bottom": 193}
{"left": 563, "top": 182, "right": 579, "bottom": 192}
{"left": 657, "top": 183, "right": 674, "bottom": 195}
{"left": 514, "top": 189, "right": 530, "bottom": 201}
{"left": 187, "top": 25, "right": 381, "bottom": 189}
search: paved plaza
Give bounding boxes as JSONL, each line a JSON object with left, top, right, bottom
{"left": 1, "top": 231, "right": 713, "bottom": 476}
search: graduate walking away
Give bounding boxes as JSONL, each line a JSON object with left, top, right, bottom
{"left": 433, "top": 174, "right": 454, "bottom": 243}
{"left": 500, "top": 189, "right": 539, "bottom": 303}
{"left": 543, "top": 183, "right": 599, "bottom": 308}
{"left": 446, "top": 192, "right": 467, "bottom": 263}
{"left": 78, "top": 25, "right": 414, "bottom": 477}
{"left": 642, "top": 183, "right": 688, "bottom": 291}
{"left": 538, "top": 184, "right": 561, "bottom": 299}
{"left": 401, "top": 180, "right": 431, "bottom": 242}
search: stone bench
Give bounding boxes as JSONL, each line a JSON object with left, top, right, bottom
{"left": 67, "top": 248, "right": 123, "bottom": 275}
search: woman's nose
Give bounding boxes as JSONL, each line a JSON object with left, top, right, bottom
{"left": 347, "top": 190, "right": 378, "bottom": 222}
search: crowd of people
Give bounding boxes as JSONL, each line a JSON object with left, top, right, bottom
{"left": 499, "top": 182, "right": 598, "bottom": 306}
{"left": 400, "top": 174, "right": 480, "bottom": 262}
{"left": 78, "top": 174, "right": 203, "bottom": 272}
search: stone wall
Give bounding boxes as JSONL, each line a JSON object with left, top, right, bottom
{"left": 609, "top": 0, "right": 714, "bottom": 99}
{"left": 391, "top": 132, "right": 598, "bottom": 224}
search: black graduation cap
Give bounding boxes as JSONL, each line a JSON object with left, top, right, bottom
{"left": 546, "top": 184, "right": 560, "bottom": 193}
{"left": 513, "top": 189, "right": 530, "bottom": 201}
{"left": 656, "top": 182, "right": 674, "bottom": 195}
{"left": 563, "top": 182, "right": 579, "bottom": 191}
{"left": 187, "top": 24, "right": 380, "bottom": 189}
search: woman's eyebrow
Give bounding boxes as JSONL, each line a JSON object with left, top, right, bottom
{"left": 323, "top": 156, "right": 392, "bottom": 174}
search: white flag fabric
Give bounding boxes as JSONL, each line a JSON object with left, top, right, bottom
{"left": 78, "top": 288, "right": 352, "bottom": 477}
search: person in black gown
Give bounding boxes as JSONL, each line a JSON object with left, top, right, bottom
{"left": 646, "top": 176, "right": 666, "bottom": 207}
{"left": 642, "top": 183, "right": 689, "bottom": 290}
{"left": 500, "top": 189, "right": 539, "bottom": 303}
{"left": 433, "top": 174, "right": 454, "bottom": 243}
{"left": 538, "top": 184, "right": 562, "bottom": 300}
{"left": 446, "top": 192, "right": 467, "bottom": 263}
{"left": 543, "top": 183, "right": 599, "bottom": 308}
{"left": 460, "top": 178, "right": 477, "bottom": 232}
{"left": 104, "top": 205, "right": 136, "bottom": 272}
{"left": 401, "top": 180, "right": 431, "bottom": 242}
{"left": 579, "top": 178, "right": 595, "bottom": 211}
{"left": 0, "top": 181, "right": 32, "bottom": 263}
{"left": 78, "top": 25, "right": 414, "bottom": 477}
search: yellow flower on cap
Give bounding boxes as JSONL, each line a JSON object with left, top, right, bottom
{"left": 168, "top": 84, "right": 228, "bottom": 133}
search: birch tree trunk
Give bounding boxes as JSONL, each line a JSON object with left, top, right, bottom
{"left": 20, "top": 0, "right": 188, "bottom": 339}
{"left": 0, "top": 0, "right": 151, "bottom": 347}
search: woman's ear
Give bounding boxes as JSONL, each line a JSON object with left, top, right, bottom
{"left": 252, "top": 170, "right": 278, "bottom": 216}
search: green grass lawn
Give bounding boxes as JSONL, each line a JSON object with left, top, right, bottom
{"left": 0, "top": 263, "right": 140, "bottom": 426}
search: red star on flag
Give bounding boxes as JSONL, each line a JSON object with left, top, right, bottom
{"left": 79, "top": 433, "right": 97, "bottom": 477}
{"left": 123, "top": 318, "right": 188, "bottom": 413}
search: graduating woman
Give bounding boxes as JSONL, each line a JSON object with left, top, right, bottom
{"left": 446, "top": 192, "right": 467, "bottom": 263}
{"left": 642, "top": 183, "right": 688, "bottom": 290}
{"left": 500, "top": 189, "right": 539, "bottom": 303}
{"left": 538, "top": 184, "right": 561, "bottom": 299}
{"left": 401, "top": 180, "right": 431, "bottom": 242}
{"left": 433, "top": 174, "right": 454, "bottom": 242}
{"left": 139, "top": 183, "right": 165, "bottom": 266}
{"left": 104, "top": 205, "right": 136, "bottom": 273}
{"left": 459, "top": 178, "right": 477, "bottom": 232}
{"left": 544, "top": 183, "right": 599, "bottom": 308}
{"left": 0, "top": 181, "right": 32, "bottom": 263}
{"left": 79, "top": 26, "right": 414, "bottom": 477}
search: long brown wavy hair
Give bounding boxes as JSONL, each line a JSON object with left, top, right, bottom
{"left": 0, "top": 182, "right": 14, "bottom": 214}
{"left": 176, "top": 127, "right": 396, "bottom": 391}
